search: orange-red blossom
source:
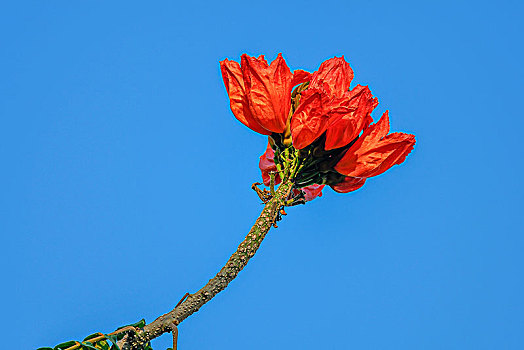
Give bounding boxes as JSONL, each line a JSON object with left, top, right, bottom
{"left": 221, "top": 54, "right": 415, "bottom": 201}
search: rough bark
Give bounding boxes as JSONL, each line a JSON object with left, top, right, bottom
{"left": 120, "top": 180, "right": 294, "bottom": 349}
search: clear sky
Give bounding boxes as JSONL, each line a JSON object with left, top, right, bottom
{"left": 2, "top": 1, "right": 523, "bottom": 349}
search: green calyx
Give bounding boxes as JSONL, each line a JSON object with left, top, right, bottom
{"left": 270, "top": 138, "right": 346, "bottom": 190}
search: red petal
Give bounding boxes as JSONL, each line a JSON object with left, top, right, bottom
{"left": 325, "top": 85, "right": 378, "bottom": 150}
{"left": 290, "top": 89, "right": 328, "bottom": 149}
{"left": 301, "top": 184, "right": 325, "bottom": 201}
{"left": 290, "top": 58, "right": 359, "bottom": 150}
{"left": 291, "top": 69, "right": 311, "bottom": 87}
{"left": 241, "top": 53, "right": 294, "bottom": 133}
{"left": 257, "top": 54, "right": 268, "bottom": 65}
{"left": 310, "top": 56, "right": 354, "bottom": 97}
{"left": 290, "top": 88, "right": 348, "bottom": 149}
{"left": 220, "top": 59, "right": 271, "bottom": 135}
{"left": 334, "top": 111, "right": 416, "bottom": 178}
{"left": 330, "top": 176, "right": 366, "bottom": 193}
{"left": 259, "top": 143, "right": 282, "bottom": 186}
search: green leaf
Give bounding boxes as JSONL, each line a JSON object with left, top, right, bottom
{"left": 103, "top": 335, "right": 120, "bottom": 350}
{"left": 94, "top": 340, "right": 110, "bottom": 350}
{"left": 54, "top": 340, "right": 78, "bottom": 349}
{"left": 79, "top": 342, "right": 99, "bottom": 350}
{"left": 38, "top": 319, "right": 149, "bottom": 350}
{"left": 83, "top": 333, "right": 104, "bottom": 342}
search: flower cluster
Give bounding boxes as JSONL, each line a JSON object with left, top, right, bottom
{"left": 221, "top": 54, "right": 415, "bottom": 201}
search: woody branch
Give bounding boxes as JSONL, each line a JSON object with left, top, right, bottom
{"left": 119, "top": 180, "right": 294, "bottom": 349}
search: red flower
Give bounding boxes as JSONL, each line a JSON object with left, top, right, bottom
{"left": 290, "top": 57, "right": 379, "bottom": 151}
{"left": 334, "top": 111, "right": 415, "bottom": 178}
{"left": 220, "top": 54, "right": 310, "bottom": 134}
{"left": 221, "top": 54, "right": 415, "bottom": 200}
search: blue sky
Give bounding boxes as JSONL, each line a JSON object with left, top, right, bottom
{"left": 2, "top": 0, "right": 523, "bottom": 349}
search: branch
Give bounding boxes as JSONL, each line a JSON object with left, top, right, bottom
{"left": 119, "top": 180, "right": 294, "bottom": 349}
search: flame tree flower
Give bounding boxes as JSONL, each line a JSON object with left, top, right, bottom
{"left": 50, "top": 54, "right": 416, "bottom": 350}
{"left": 221, "top": 54, "right": 415, "bottom": 200}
